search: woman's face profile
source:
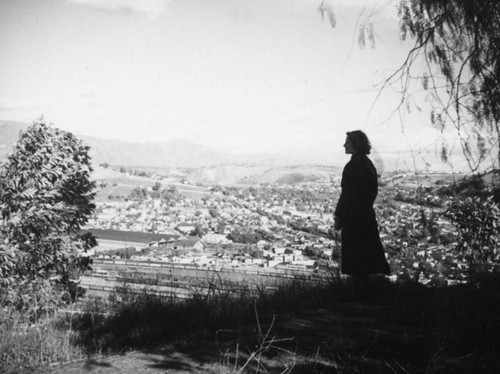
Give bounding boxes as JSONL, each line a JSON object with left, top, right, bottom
{"left": 344, "top": 136, "right": 355, "bottom": 154}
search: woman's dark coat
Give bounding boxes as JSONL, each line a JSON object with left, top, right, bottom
{"left": 335, "top": 153, "right": 390, "bottom": 276}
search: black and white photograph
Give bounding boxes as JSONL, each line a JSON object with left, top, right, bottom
{"left": 1, "top": 0, "right": 499, "bottom": 373}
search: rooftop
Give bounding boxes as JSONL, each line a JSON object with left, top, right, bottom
{"left": 87, "top": 228, "right": 182, "bottom": 244}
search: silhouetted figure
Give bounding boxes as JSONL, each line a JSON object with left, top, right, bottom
{"left": 334, "top": 131, "right": 390, "bottom": 278}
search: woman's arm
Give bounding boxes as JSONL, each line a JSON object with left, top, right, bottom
{"left": 334, "top": 161, "right": 355, "bottom": 229}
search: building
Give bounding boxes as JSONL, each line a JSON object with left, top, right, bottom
{"left": 87, "top": 228, "right": 183, "bottom": 252}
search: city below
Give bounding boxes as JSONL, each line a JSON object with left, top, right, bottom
{"left": 79, "top": 164, "right": 471, "bottom": 297}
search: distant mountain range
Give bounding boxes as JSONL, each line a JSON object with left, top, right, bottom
{"left": 0, "top": 120, "right": 337, "bottom": 169}
{"left": 83, "top": 136, "right": 233, "bottom": 168}
{"left": 0, "top": 120, "right": 464, "bottom": 176}
{"left": 0, "top": 121, "right": 232, "bottom": 167}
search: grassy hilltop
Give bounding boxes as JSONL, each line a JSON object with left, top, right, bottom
{"left": 2, "top": 273, "right": 500, "bottom": 373}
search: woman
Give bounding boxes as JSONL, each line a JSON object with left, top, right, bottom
{"left": 334, "top": 130, "right": 390, "bottom": 278}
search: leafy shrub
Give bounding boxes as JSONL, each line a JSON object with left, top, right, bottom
{"left": 0, "top": 121, "right": 96, "bottom": 313}
{"left": 444, "top": 196, "right": 500, "bottom": 278}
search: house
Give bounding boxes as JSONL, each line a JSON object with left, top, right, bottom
{"left": 193, "top": 241, "right": 204, "bottom": 252}
{"left": 273, "top": 247, "right": 286, "bottom": 255}
{"left": 177, "top": 223, "right": 196, "bottom": 235}
{"left": 202, "top": 233, "right": 232, "bottom": 244}
{"left": 266, "top": 259, "right": 280, "bottom": 268}
{"left": 172, "top": 256, "right": 192, "bottom": 264}
{"left": 174, "top": 237, "right": 202, "bottom": 250}
{"left": 257, "top": 240, "right": 271, "bottom": 250}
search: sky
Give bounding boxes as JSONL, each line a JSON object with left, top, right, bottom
{"left": 0, "top": 0, "right": 462, "bottom": 171}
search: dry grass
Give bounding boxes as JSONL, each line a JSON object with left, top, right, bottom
{"left": 1, "top": 273, "right": 500, "bottom": 373}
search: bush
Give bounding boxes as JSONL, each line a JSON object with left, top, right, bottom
{"left": 0, "top": 121, "right": 96, "bottom": 313}
{"left": 444, "top": 196, "right": 500, "bottom": 279}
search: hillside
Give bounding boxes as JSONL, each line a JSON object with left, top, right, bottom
{"left": 46, "top": 274, "right": 500, "bottom": 374}
{"left": 92, "top": 163, "right": 343, "bottom": 191}
{"left": 82, "top": 136, "right": 233, "bottom": 168}
{"left": 183, "top": 164, "right": 342, "bottom": 185}
{"left": 83, "top": 136, "right": 336, "bottom": 171}
{"left": 238, "top": 164, "right": 341, "bottom": 185}
{"left": 0, "top": 120, "right": 471, "bottom": 180}
{"left": 0, "top": 121, "right": 231, "bottom": 168}
{"left": 0, "top": 121, "right": 326, "bottom": 169}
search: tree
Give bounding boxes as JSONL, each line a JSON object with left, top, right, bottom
{"left": 193, "top": 223, "right": 206, "bottom": 237}
{"left": 321, "top": 0, "right": 500, "bottom": 173}
{"left": 396, "top": 0, "right": 500, "bottom": 172}
{"left": 129, "top": 187, "right": 148, "bottom": 201}
{"left": 227, "top": 228, "right": 264, "bottom": 244}
{"left": 444, "top": 196, "right": 500, "bottom": 279}
{"left": 0, "top": 121, "right": 96, "bottom": 310}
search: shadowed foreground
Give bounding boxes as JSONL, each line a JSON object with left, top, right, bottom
{"left": 39, "top": 273, "right": 500, "bottom": 373}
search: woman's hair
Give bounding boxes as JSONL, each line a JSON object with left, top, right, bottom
{"left": 346, "top": 130, "right": 371, "bottom": 154}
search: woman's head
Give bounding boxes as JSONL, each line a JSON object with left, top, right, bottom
{"left": 344, "top": 130, "right": 371, "bottom": 155}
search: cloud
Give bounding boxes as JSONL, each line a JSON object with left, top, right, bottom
{"left": 66, "top": 0, "right": 173, "bottom": 18}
